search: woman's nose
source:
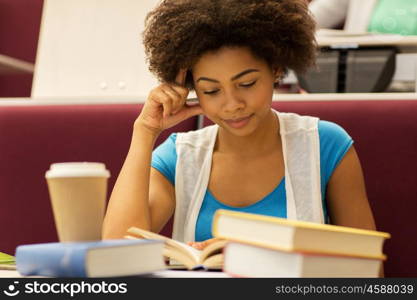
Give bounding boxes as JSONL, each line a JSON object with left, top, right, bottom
{"left": 223, "top": 91, "right": 245, "bottom": 113}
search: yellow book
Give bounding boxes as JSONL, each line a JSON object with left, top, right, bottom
{"left": 0, "top": 251, "right": 16, "bottom": 270}
{"left": 126, "top": 227, "right": 226, "bottom": 270}
{"left": 212, "top": 209, "right": 390, "bottom": 259}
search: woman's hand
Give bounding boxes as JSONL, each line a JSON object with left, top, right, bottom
{"left": 135, "top": 69, "right": 203, "bottom": 135}
{"left": 187, "top": 238, "right": 222, "bottom": 250}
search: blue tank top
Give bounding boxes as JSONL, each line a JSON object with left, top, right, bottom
{"left": 151, "top": 120, "right": 353, "bottom": 241}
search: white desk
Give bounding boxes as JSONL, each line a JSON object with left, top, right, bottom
{"left": 282, "top": 31, "right": 417, "bottom": 92}
{"left": 144, "top": 270, "right": 231, "bottom": 278}
{"left": 0, "top": 269, "right": 231, "bottom": 278}
{"left": 316, "top": 30, "right": 417, "bottom": 48}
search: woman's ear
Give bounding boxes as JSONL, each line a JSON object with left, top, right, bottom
{"left": 273, "top": 67, "right": 284, "bottom": 82}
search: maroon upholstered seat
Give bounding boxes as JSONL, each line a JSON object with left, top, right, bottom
{"left": 1, "top": 100, "right": 415, "bottom": 277}
{"left": 0, "top": 104, "right": 196, "bottom": 256}
{"left": 271, "top": 100, "right": 417, "bottom": 277}
{"left": 203, "top": 99, "right": 417, "bottom": 277}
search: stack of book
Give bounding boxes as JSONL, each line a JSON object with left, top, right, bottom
{"left": 212, "top": 209, "right": 391, "bottom": 278}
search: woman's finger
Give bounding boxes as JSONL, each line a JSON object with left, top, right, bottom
{"left": 170, "top": 84, "right": 189, "bottom": 103}
{"left": 175, "top": 68, "right": 187, "bottom": 86}
{"left": 151, "top": 89, "right": 173, "bottom": 118}
{"left": 187, "top": 238, "right": 221, "bottom": 250}
{"left": 161, "top": 85, "right": 183, "bottom": 114}
{"left": 167, "top": 103, "right": 202, "bottom": 125}
{"left": 183, "top": 103, "right": 203, "bottom": 118}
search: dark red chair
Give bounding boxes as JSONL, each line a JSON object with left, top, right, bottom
{"left": 271, "top": 100, "right": 417, "bottom": 277}
{"left": 1, "top": 100, "right": 415, "bottom": 277}
{"left": 0, "top": 103, "right": 196, "bottom": 255}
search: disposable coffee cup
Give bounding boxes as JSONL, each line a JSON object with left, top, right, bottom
{"left": 45, "top": 162, "right": 110, "bottom": 242}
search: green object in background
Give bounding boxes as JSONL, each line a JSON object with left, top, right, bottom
{"left": 0, "top": 251, "right": 15, "bottom": 264}
{"left": 368, "top": 0, "right": 417, "bottom": 35}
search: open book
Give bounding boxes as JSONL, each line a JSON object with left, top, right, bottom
{"left": 126, "top": 227, "right": 226, "bottom": 270}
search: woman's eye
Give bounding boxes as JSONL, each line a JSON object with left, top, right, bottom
{"left": 203, "top": 89, "right": 220, "bottom": 95}
{"left": 240, "top": 80, "right": 257, "bottom": 88}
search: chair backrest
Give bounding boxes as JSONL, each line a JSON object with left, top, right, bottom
{"left": 271, "top": 100, "right": 417, "bottom": 277}
{"left": 0, "top": 103, "right": 197, "bottom": 255}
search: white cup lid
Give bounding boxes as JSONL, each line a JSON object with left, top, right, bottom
{"left": 45, "top": 162, "right": 110, "bottom": 178}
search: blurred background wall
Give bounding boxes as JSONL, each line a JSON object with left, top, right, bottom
{"left": 0, "top": 0, "right": 43, "bottom": 97}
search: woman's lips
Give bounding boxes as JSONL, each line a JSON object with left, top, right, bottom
{"left": 223, "top": 114, "right": 254, "bottom": 129}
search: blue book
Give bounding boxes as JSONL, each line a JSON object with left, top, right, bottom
{"left": 15, "top": 239, "right": 165, "bottom": 277}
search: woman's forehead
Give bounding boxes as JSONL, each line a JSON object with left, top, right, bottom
{"left": 192, "top": 47, "right": 269, "bottom": 75}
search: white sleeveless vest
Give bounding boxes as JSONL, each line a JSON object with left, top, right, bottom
{"left": 172, "top": 110, "right": 324, "bottom": 242}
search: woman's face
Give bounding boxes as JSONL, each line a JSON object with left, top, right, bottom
{"left": 192, "top": 46, "right": 278, "bottom": 136}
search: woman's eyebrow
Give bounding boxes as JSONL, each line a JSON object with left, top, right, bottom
{"left": 196, "top": 69, "right": 260, "bottom": 83}
{"left": 231, "top": 69, "right": 260, "bottom": 81}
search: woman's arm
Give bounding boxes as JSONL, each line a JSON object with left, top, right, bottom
{"left": 326, "top": 145, "right": 376, "bottom": 230}
{"left": 102, "top": 126, "right": 175, "bottom": 239}
{"left": 102, "top": 69, "right": 202, "bottom": 239}
{"left": 326, "top": 146, "right": 384, "bottom": 277}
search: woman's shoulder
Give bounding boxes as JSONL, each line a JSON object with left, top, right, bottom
{"left": 318, "top": 120, "right": 351, "bottom": 140}
{"left": 317, "top": 120, "right": 353, "bottom": 159}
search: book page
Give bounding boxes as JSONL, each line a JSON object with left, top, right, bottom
{"left": 164, "top": 247, "right": 198, "bottom": 270}
{"left": 199, "top": 239, "right": 227, "bottom": 264}
{"left": 127, "top": 227, "right": 202, "bottom": 268}
{"left": 0, "top": 264, "right": 17, "bottom": 271}
{"left": 202, "top": 253, "right": 223, "bottom": 270}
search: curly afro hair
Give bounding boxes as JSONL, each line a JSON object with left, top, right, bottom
{"left": 143, "top": 0, "right": 317, "bottom": 89}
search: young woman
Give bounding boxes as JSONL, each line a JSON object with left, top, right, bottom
{"left": 102, "top": 0, "right": 376, "bottom": 250}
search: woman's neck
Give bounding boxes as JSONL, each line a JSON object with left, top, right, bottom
{"left": 215, "top": 109, "right": 280, "bottom": 157}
